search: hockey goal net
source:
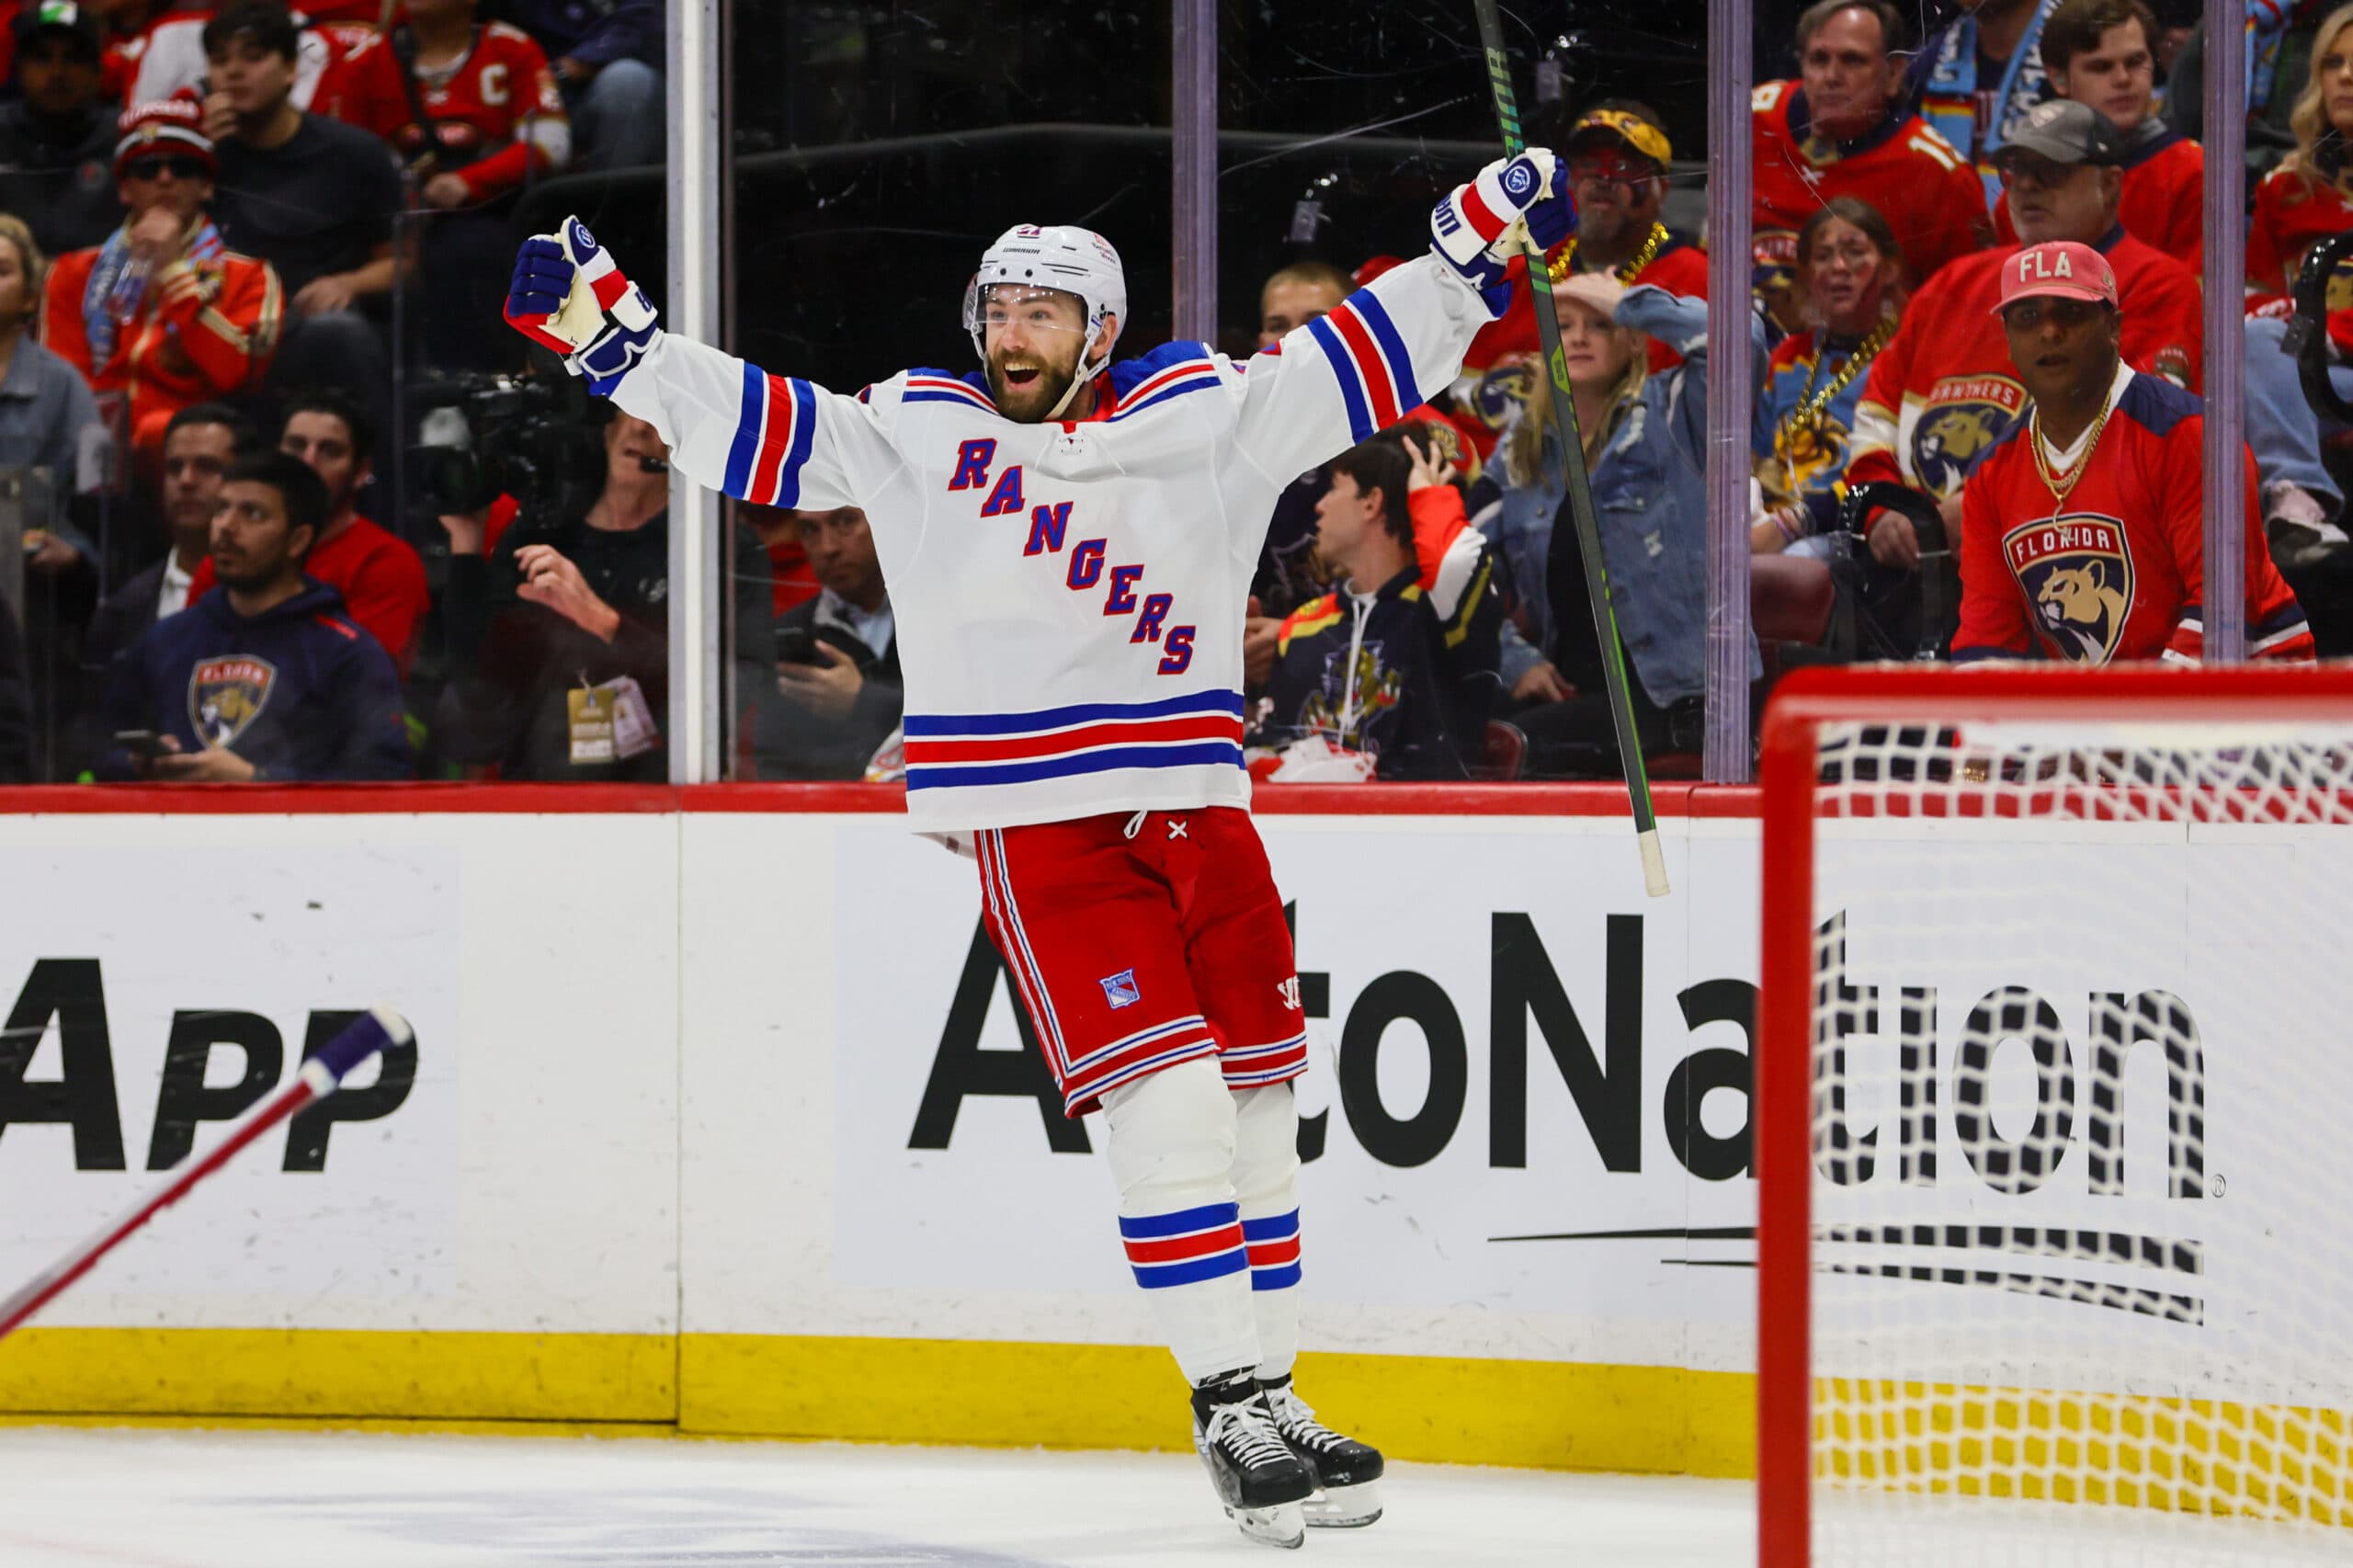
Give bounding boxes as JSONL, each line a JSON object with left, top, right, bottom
{"left": 1757, "top": 665, "right": 2353, "bottom": 1568}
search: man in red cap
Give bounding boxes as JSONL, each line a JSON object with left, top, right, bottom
{"left": 1951, "top": 240, "right": 2312, "bottom": 665}
{"left": 1844, "top": 96, "right": 2201, "bottom": 571}
{"left": 42, "top": 97, "right": 282, "bottom": 457}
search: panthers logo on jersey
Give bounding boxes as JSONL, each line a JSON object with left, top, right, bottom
{"left": 1299, "top": 642, "right": 1404, "bottom": 751}
{"left": 2003, "top": 512, "right": 2135, "bottom": 665}
{"left": 1910, "top": 374, "right": 2026, "bottom": 495}
{"left": 188, "top": 654, "right": 278, "bottom": 748}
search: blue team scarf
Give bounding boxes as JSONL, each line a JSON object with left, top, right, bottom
{"left": 1922, "top": 3, "right": 2056, "bottom": 205}
{"left": 82, "top": 215, "right": 226, "bottom": 367}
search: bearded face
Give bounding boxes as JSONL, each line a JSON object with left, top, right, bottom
{"left": 978, "top": 284, "right": 1101, "bottom": 422}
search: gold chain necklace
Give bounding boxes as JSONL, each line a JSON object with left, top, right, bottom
{"left": 1782, "top": 320, "right": 1893, "bottom": 440}
{"left": 1547, "top": 222, "right": 1668, "bottom": 286}
{"left": 2029, "top": 397, "right": 2114, "bottom": 507}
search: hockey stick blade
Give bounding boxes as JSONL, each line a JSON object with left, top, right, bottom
{"left": 0, "top": 1006, "right": 413, "bottom": 1342}
{"left": 1471, "top": 0, "right": 1670, "bottom": 898}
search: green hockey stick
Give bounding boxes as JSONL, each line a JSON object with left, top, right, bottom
{"left": 1471, "top": 0, "right": 1670, "bottom": 897}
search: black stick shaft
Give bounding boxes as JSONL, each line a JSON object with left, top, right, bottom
{"left": 1471, "top": 0, "right": 1668, "bottom": 896}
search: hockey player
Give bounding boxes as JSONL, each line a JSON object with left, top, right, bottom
{"left": 1952, "top": 241, "right": 2313, "bottom": 665}
{"left": 504, "top": 159, "right": 1572, "bottom": 1549}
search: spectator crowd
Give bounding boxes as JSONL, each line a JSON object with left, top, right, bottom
{"left": 0, "top": 0, "right": 2347, "bottom": 787}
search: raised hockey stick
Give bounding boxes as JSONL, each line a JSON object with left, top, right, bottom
{"left": 1470, "top": 0, "right": 1670, "bottom": 898}
{"left": 0, "top": 1007, "right": 413, "bottom": 1342}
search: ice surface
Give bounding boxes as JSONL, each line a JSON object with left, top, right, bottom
{"left": 0, "top": 1426, "right": 1749, "bottom": 1566}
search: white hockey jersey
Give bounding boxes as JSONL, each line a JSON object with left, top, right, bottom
{"left": 607, "top": 254, "right": 1499, "bottom": 829}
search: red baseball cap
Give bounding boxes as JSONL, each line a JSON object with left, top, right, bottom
{"left": 1991, "top": 241, "right": 2118, "bottom": 315}
{"left": 113, "top": 98, "right": 214, "bottom": 180}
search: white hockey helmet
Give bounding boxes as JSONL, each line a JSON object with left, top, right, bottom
{"left": 963, "top": 224, "right": 1126, "bottom": 413}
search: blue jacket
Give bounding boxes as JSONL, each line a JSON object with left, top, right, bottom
{"left": 97, "top": 579, "right": 410, "bottom": 781}
{"left": 506, "top": 0, "right": 662, "bottom": 69}
{"left": 1527, "top": 286, "right": 1764, "bottom": 708}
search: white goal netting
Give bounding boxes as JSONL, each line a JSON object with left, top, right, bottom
{"left": 1795, "top": 710, "right": 2353, "bottom": 1566}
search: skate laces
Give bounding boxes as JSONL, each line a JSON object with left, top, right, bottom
{"left": 1204, "top": 1393, "right": 1296, "bottom": 1471}
{"left": 1266, "top": 1385, "right": 1349, "bottom": 1454}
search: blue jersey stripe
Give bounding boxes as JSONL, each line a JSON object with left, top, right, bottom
{"left": 904, "top": 390, "right": 995, "bottom": 408}
{"left": 1109, "top": 376, "right": 1222, "bottom": 422}
{"left": 776, "top": 380, "right": 818, "bottom": 508}
{"left": 1120, "top": 1201, "right": 1240, "bottom": 1240}
{"left": 905, "top": 742, "right": 1243, "bottom": 790}
{"left": 1306, "top": 314, "right": 1374, "bottom": 442}
{"left": 1354, "top": 291, "right": 1421, "bottom": 413}
{"left": 904, "top": 688, "right": 1243, "bottom": 738}
{"left": 722, "top": 360, "right": 763, "bottom": 497}
{"left": 1132, "top": 1251, "right": 1249, "bottom": 1290}
{"left": 1249, "top": 1261, "right": 1303, "bottom": 1292}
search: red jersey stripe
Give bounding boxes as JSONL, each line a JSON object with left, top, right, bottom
{"left": 748, "top": 374, "right": 794, "bottom": 503}
{"left": 1326, "top": 305, "right": 1402, "bottom": 428}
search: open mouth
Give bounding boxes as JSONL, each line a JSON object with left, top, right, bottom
{"left": 2035, "top": 352, "right": 2072, "bottom": 371}
{"left": 1001, "top": 365, "right": 1042, "bottom": 392}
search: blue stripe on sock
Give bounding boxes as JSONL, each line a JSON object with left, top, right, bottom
{"left": 1249, "top": 1262, "right": 1302, "bottom": 1292}
{"left": 1120, "top": 1202, "right": 1239, "bottom": 1240}
{"left": 1241, "top": 1210, "right": 1301, "bottom": 1243}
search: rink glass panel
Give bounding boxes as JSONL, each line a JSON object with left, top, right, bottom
{"left": 715, "top": 0, "right": 1724, "bottom": 778}
{"left": 1758, "top": 668, "right": 2353, "bottom": 1567}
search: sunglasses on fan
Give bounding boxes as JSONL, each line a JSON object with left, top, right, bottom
{"left": 122, "top": 154, "right": 208, "bottom": 182}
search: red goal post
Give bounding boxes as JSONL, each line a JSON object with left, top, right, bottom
{"left": 1756, "top": 664, "right": 2353, "bottom": 1568}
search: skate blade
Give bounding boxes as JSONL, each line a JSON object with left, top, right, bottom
{"left": 1225, "top": 1500, "right": 1306, "bottom": 1549}
{"left": 1304, "top": 1478, "right": 1383, "bottom": 1528}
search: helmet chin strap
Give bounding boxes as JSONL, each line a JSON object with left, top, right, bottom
{"left": 1041, "top": 325, "right": 1109, "bottom": 420}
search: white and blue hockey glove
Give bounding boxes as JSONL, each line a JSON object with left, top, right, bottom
{"left": 1429, "top": 151, "right": 1575, "bottom": 294}
{"left": 504, "top": 216, "right": 661, "bottom": 395}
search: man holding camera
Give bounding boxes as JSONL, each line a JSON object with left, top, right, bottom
{"left": 434, "top": 408, "right": 779, "bottom": 779}
{"left": 766, "top": 505, "right": 902, "bottom": 779}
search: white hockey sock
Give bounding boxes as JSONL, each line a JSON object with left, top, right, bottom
{"left": 1232, "top": 1082, "right": 1302, "bottom": 1383}
{"left": 1102, "top": 1058, "right": 1260, "bottom": 1385}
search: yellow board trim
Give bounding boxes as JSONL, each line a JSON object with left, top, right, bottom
{"left": 0, "top": 1329, "right": 677, "bottom": 1422}
{"left": 0, "top": 1327, "right": 1755, "bottom": 1476}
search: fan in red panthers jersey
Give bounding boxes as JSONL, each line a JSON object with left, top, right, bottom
{"left": 1846, "top": 97, "right": 2200, "bottom": 571}
{"left": 1750, "top": 1, "right": 1993, "bottom": 335}
{"left": 314, "top": 0, "right": 568, "bottom": 369}
{"left": 1953, "top": 241, "right": 2312, "bottom": 665}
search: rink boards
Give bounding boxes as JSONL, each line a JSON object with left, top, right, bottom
{"left": 0, "top": 780, "right": 2331, "bottom": 1478}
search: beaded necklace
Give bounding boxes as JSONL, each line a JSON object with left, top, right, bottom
{"left": 1782, "top": 319, "right": 1893, "bottom": 441}
{"left": 1546, "top": 222, "right": 1668, "bottom": 287}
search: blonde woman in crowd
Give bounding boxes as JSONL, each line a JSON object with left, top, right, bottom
{"left": 2246, "top": 2, "right": 2353, "bottom": 303}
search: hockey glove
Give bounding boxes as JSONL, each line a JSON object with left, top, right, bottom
{"left": 1429, "top": 151, "right": 1575, "bottom": 294}
{"left": 504, "top": 216, "right": 661, "bottom": 396}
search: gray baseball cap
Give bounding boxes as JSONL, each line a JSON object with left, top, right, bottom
{"left": 1997, "top": 98, "right": 2124, "bottom": 167}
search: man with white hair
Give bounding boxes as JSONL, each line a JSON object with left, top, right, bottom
{"left": 504, "top": 155, "right": 1573, "bottom": 1546}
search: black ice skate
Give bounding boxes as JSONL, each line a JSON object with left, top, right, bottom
{"left": 1190, "top": 1369, "right": 1313, "bottom": 1550}
{"left": 1261, "top": 1373, "right": 1386, "bottom": 1527}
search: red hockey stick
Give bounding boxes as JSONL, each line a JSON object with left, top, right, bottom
{"left": 0, "top": 1006, "right": 413, "bottom": 1341}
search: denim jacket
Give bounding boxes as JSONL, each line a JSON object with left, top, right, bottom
{"left": 1516, "top": 286, "right": 1764, "bottom": 708}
